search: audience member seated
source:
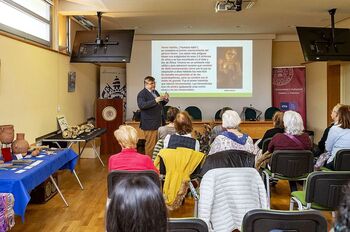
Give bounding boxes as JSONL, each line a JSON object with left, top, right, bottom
{"left": 315, "top": 103, "right": 343, "bottom": 156}
{"left": 108, "top": 125, "right": 159, "bottom": 173}
{"left": 257, "top": 111, "right": 284, "bottom": 149}
{"left": 210, "top": 107, "right": 232, "bottom": 143}
{"left": 106, "top": 175, "right": 167, "bottom": 232}
{"left": 332, "top": 183, "right": 350, "bottom": 232}
{"left": 158, "top": 106, "right": 180, "bottom": 140}
{"left": 267, "top": 111, "right": 312, "bottom": 153}
{"left": 264, "top": 110, "right": 312, "bottom": 192}
{"left": 163, "top": 111, "right": 200, "bottom": 151}
{"left": 208, "top": 110, "right": 256, "bottom": 155}
{"left": 324, "top": 105, "right": 350, "bottom": 170}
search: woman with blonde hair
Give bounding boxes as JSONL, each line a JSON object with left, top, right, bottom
{"left": 208, "top": 110, "right": 256, "bottom": 155}
{"left": 108, "top": 125, "right": 158, "bottom": 173}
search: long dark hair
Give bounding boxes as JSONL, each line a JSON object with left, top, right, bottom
{"left": 106, "top": 175, "right": 167, "bottom": 232}
{"left": 334, "top": 183, "right": 350, "bottom": 232}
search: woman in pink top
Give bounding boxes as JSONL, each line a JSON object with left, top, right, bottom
{"left": 108, "top": 125, "right": 159, "bottom": 173}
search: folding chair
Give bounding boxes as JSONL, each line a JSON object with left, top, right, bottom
{"left": 242, "top": 209, "right": 327, "bottom": 232}
{"left": 322, "top": 149, "right": 350, "bottom": 171}
{"left": 168, "top": 218, "right": 208, "bottom": 232}
{"left": 262, "top": 150, "right": 314, "bottom": 208}
{"left": 107, "top": 170, "right": 160, "bottom": 198}
{"left": 290, "top": 171, "right": 350, "bottom": 212}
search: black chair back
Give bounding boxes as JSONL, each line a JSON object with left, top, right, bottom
{"left": 242, "top": 209, "right": 327, "bottom": 232}
{"left": 107, "top": 170, "right": 160, "bottom": 198}
{"left": 245, "top": 108, "right": 257, "bottom": 121}
{"left": 305, "top": 171, "right": 350, "bottom": 210}
{"left": 264, "top": 107, "right": 280, "bottom": 120}
{"left": 168, "top": 218, "right": 208, "bottom": 232}
{"left": 199, "top": 149, "right": 255, "bottom": 178}
{"left": 185, "top": 106, "right": 202, "bottom": 120}
{"left": 261, "top": 138, "right": 272, "bottom": 154}
{"left": 270, "top": 150, "right": 314, "bottom": 178}
{"left": 214, "top": 109, "right": 221, "bottom": 120}
{"left": 334, "top": 149, "right": 350, "bottom": 171}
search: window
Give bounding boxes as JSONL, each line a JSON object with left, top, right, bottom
{"left": 0, "top": 0, "right": 52, "bottom": 46}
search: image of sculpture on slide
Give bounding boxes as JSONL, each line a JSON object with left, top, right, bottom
{"left": 217, "top": 47, "right": 243, "bottom": 89}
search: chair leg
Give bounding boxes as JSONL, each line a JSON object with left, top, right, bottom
{"left": 189, "top": 181, "right": 199, "bottom": 217}
{"left": 291, "top": 197, "right": 303, "bottom": 211}
{"left": 262, "top": 170, "right": 270, "bottom": 209}
{"left": 289, "top": 197, "right": 295, "bottom": 210}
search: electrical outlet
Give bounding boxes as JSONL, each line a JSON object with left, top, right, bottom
{"left": 57, "top": 105, "right": 61, "bottom": 112}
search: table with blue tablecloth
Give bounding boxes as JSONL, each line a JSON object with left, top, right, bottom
{"left": 0, "top": 148, "right": 79, "bottom": 220}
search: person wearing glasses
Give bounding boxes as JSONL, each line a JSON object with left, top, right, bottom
{"left": 137, "top": 76, "right": 169, "bottom": 157}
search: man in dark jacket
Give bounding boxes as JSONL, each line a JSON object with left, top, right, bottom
{"left": 137, "top": 76, "right": 169, "bottom": 157}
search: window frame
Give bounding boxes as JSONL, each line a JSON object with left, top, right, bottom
{"left": 0, "top": 0, "right": 52, "bottom": 46}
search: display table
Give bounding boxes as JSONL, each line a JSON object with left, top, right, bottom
{"left": 0, "top": 149, "right": 80, "bottom": 220}
{"left": 125, "top": 121, "right": 273, "bottom": 140}
{"left": 42, "top": 128, "right": 107, "bottom": 166}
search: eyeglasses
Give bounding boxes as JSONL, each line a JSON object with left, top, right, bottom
{"left": 145, "top": 81, "right": 155, "bottom": 85}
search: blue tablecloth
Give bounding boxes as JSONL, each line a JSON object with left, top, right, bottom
{"left": 0, "top": 149, "right": 78, "bottom": 220}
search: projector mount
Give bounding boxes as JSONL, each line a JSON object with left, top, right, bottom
{"left": 313, "top": 8, "right": 342, "bottom": 53}
{"left": 82, "top": 12, "right": 119, "bottom": 54}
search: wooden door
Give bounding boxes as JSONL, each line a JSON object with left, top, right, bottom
{"left": 327, "top": 64, "right": 341, "bottom": 125}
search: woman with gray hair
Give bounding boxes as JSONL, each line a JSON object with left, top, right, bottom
{"left": 208, "top": 110, "right": 256, "bottom": 155}
{"left": 267, "top": 110, "right": 311, "bottom": 153}
{"left": 266, "top": 110, "right": 312, "bottom": 192}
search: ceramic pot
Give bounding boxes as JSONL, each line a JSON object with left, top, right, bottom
{"left": 12, "top": 133, "right": 29, "bottom": 155}
{"left": 0, "top": 125, "right": 15, "bottom": 144}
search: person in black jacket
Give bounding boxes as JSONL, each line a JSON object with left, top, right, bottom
{"left": 137, "top": 76, "right": 169, "bottom": 157}
{"left": 257, "top": 111, "right": 284, "bottom": 150}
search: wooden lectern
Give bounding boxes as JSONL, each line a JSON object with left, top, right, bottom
{"left": 96, "top": 98, "right": 123, "bottom": 155}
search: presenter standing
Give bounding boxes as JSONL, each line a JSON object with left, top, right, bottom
{"left": 137, "top": 76, "right": 169, "bottom": 157}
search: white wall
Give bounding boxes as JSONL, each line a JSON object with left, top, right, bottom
{"left": 306, "top": 62, "right": 328, "bottom": 142}
{"left": 126, "top": 35, "right": 273, "bottom": 120}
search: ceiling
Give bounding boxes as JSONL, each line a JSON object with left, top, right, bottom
{"left": 58, "top": 0, "right": 350, "bottom": 36}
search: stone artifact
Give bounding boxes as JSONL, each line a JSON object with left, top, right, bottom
{"left": 12, "top": 133, "right": 29, "bottom": 155}
{"left": 0, "top": 125, "right": 15, "bottom": 144}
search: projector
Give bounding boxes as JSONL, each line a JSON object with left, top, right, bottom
{"left": 215, "top": 0, "right": 256, "bottom": 12}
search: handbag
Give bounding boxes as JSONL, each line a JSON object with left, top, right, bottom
{"left": 314, "top": 152, "right": 331, "bottom": 170}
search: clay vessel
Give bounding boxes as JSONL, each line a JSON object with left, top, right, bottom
{"left": 0, "top": 125, "right": 15, "bottom": 144}
{"left": 12, "top": 133, "right": 29, "bottom": 155}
